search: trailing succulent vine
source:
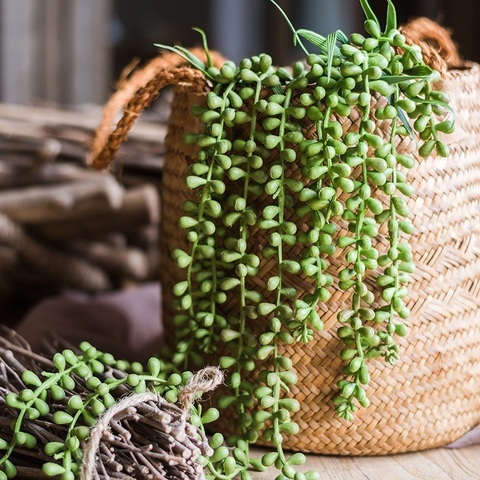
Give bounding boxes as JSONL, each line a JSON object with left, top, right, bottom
{"left": 0, "top": 1, "right": 454, "bottom": 480}
{"left": 164, "top": 0, "right": 453, "bottom": 478}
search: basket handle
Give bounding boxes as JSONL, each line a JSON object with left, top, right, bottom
{"left": 89, "top": 48, "right": 224, "bottom": 171}
{"left": 400, "top": 17, "right": 462, "bottom": 73}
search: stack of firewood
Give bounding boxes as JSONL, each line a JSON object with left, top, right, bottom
{"left": 0, "top": 100, "right": 170, "bottom": 314}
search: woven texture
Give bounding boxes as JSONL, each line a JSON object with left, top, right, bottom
{"left": 91, "top": 22, "right": 480, "bottom": 456}
{"left": 160, "top": 63, "right": 480, "bottom": 455}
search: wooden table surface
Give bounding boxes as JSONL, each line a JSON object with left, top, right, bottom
{"left": 251, "top": 445, "right": 480, "bottom": 479}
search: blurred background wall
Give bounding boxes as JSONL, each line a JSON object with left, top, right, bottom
{"left": 0, "top": 0, "right": 478, "bottom": 106}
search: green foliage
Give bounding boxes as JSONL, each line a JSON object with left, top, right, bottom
{"left": 162, "top": 0, "right": 453, "bottom": 478}
{"left": 0, "top": 342, "right": 181, "bottom": 479}
{"left": 0, "top": 1, "right": 453, "bottom": 480}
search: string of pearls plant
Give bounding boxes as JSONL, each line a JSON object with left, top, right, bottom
{"left": 0, "top": 1, "right": 454, "bottom": 480}
{"left": 163, "top": 0, "right": 453, "bottom": 479}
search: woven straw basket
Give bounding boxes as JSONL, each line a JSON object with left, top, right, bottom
{"left": 91, "top": 19, "right": 480, "bottom": 455}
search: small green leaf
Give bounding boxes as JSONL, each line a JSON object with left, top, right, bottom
{"left": 386, "top": 0, "right": 397, "bottom": 32}
{"left": 91, "top": 399, "right": 106, "bottom": 416}
{"left": 186, "top": 175, "right": 207, "bottom": 189}
{"left": 43, "top": 462, "right": 66, "bottom": 477}
{"left": 50, "top": 384, "right": 66, "bottom": 401}
{"left": 154, "top": 44, "right": 210, "bottom": 79}
{"left": 3, "top": 460, "right": 17, "bottom": 479}
{"left": 21, "top": 370, "right": 41, "bottom": 387}
{"left": 258, "top": 303, "right": 276, "bottom": 316}
{"left": 282, "top": 260, "right": 301, "bottom": 274}
{"left": 219, "top": 356, "right": 237, "bottom": 368}
{"left": 210, "top": 445, "right": 230, "bottom": 463}
{"left": 217, "top": 396, "right": 237, "bottom": 409}
{"left": 262, "top": 451, "right": 279, "bottom": 467}
{"left": 267, "top": 276, "right": 280, "bottom": 291}
{"left": 192, "top": 27, "right": 212, "bottom": 68}
{"left": 220, "top": 329, "right": 241, "bottom": 342}
{"left": 34, "top": 398, "right": 50, "bottom": 416}
{"left": 147, "top": 357, "right": 161, "bottom": 377}
{"left": 62, "top": 349, "right": 78, "bottom": 365}
{"left": 326, "top": 30, "right": 339, "bottom": 81}
{"left": 278, "top": 397, "right": 301, "bottom": 412}
{"left": 405, "top": 65, "right": 433, "bottom": 77}
{"left": 65, "top": 436, "right": 80, "bottom": 452}
{"left": 257, "top": 345, "right": 275, "bottom": 360}
{"left": 201, "top": 408, "right": 220, "bottom": 424}
{"left": 5, "top": 393, "right": 25, "bottom": 409}
{"left": 173, "top": 281, "right": 189, "bottom": 297}
{"left": 25, "top": 407, "right": 40, "bottom": 420}
{"left": 396, "top": 107, "right": 414, "bottom": 139}
{"left": 359, "top": 0, "right": 380, "bottom": 25}
{"left": 220, "top": 277, "right": 241, "bottom": 290}
{"left": 13, "top": 432, "right": 37, "bottom": 449}
{"left": 72, "top": 426, "right": 90, "bottom": 441}
{"left": 53, "top": 353, "right": 66, "bottom": 371}
{"left": 52, "top": 411, "right": 74, "bottom": 425}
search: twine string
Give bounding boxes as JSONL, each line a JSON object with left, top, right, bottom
{"left": 178, "top": 366, "right": 224, "bottom": 411}
{"left": 80, "top": 366, "right": 224, "bottom": 480}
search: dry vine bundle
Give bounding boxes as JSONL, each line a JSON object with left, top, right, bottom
{"left": 0, "top": 327, "right": 223, "bottom": 480}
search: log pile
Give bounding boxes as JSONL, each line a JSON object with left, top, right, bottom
{"left": 0, "top": 101, "right": 170, "bottom": 316}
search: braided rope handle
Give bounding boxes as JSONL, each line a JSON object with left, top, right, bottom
{"left": 89, "top": 48, "right": 225, "bottom": 171}
{"left": 400, "top": 17, "right": 462, "bottom": 73}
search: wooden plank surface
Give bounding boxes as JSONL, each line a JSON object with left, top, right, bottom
{"left": 251, "top": 446, "right": 480, "bottom": 479}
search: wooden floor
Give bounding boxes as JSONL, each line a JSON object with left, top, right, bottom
{"left": 251, "top": 445, "right": 480, "bottom": 479}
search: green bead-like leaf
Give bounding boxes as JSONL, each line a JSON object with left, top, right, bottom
{"left": 44, "top": 441, "right": 65, "bottom": 456}
{"left": 219, "top": 356, "right": 237, "bottom": 368}
{"left": 186, "top": 175, "right": 207, "bottom": 189}
{"left": 53, "top": 411, "right": 74, "bottom": 425}
{"left": 278, "top": 398, "right": 301, "bottom": 412}
{"left": 50, "top": 384, "right": 66, "bottom": 402}
{"left": 2, "top": 460, "right": 16, "bottom": 479}
{"left": 53, "top": 352, "right": 66, "bottom": 371}
{"left": 220, "top": 329, "right": 241, "bottom": 342}
{"left": 91, "top": 399, "right": 106, "bottom": 416}
{"left": 258, "top": 303, "right": 276, "bottom": 316}
{"left": 257, "top": 346, "right": 275, "bottom": 360}
{"left": 25, "top": 407, "right": 40, "bottom": 420}
{"left": 282, "top": 260, "right": 301, "bottom": 274}
{"left": 21, "top": 370, "right": 41, "bottom": 387}
{"left": 147, "top": 357, "right": 161, "bottom": 377}
{"left": 34, "top": 398, "right": 50, "bottom": 416}
{"left": 202, "top": 408, "right": 220, "bottom": 424}
{"left": 43, "top": 462, "right": 66, "bottom": 477}
{"left": 5, "top": 393, "right": 25, "bottom": 410}
{"left": 262, "top": 451, "right": 279, "bottom": 467}
{"left": 62, "top": 349, "right": 78, "bottom": 365}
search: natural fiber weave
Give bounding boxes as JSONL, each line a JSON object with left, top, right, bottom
{"left": 91, "top": 21, "right": 480, "bottom": 455}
